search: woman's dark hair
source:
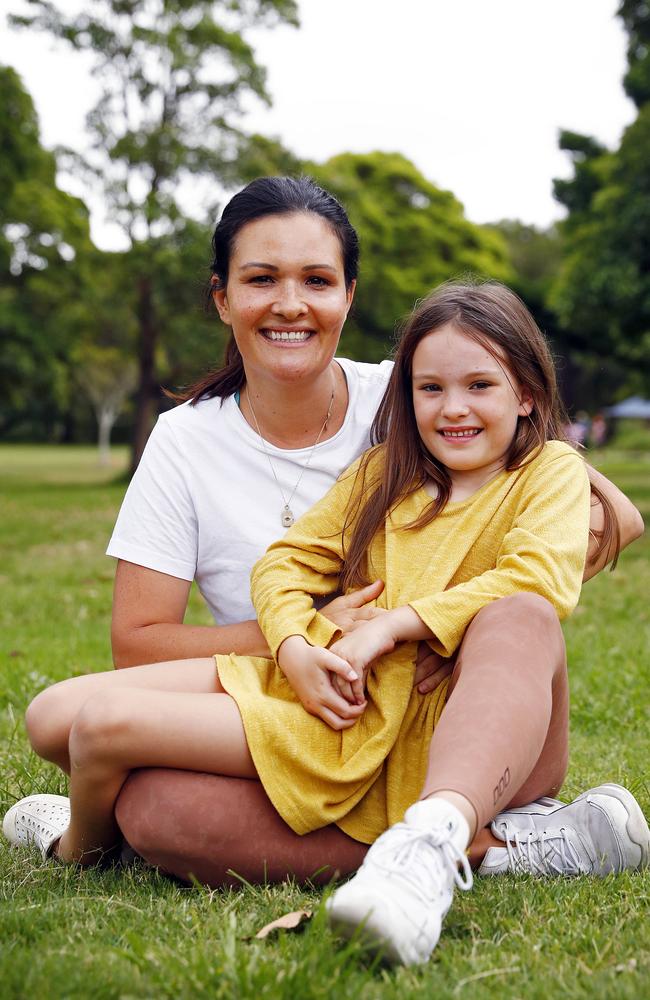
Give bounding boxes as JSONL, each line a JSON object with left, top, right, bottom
{"left": 339, "top": 279, "right": 619, "bottom": 590}
{"left": 176, "top": 176, "right": 359, "bottom": 404}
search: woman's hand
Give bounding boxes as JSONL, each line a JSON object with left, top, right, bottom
{"left": 320, "top": 580, "right": 386, "bottom": 635}
{"left": 277, "top": 635, "right": 366, "bottom": 731}
{"left": 413, "top": 642, "right": 454, "bottom": 694}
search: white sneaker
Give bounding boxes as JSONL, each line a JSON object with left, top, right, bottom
{"left": 478, "top": 783, "right": 650, "bottom": 877}
{"left": 3, "top": 794, "right": 70, "bottom": 860}
{"left": 326, "top": 798, "right": 473, "bottom": 966}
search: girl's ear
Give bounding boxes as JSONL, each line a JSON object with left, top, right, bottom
{"left": 518, "top": 387, "right": 534, "bottom": 417}
{"left": 211, "top": 278, "right": 231, "bottom": 325}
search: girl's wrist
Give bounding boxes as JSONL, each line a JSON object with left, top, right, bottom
{"left": 277, "top": 634, "right": 309, "bottom": 668}
{"left": 386, "top": 606, "right": 433, "bottom": 643}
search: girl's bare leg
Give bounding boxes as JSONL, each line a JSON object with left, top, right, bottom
{"left": 57, "top": 686, "right": 255, "bottom": 864}
{"left": 26, "top": 657, "right": 227, "bottom": 773}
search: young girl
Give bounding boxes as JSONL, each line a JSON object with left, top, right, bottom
{"left": 5, "top": 281, "right": 648, "bottom": 966}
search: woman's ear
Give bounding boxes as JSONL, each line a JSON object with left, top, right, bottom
{"left": 518, "top": 387, "right": 534, "bottom": 417}
{"left": 211, "top": 278, "right": 231, "bottom": 325}
{"left": 345, "top": 279, "right": 356, "bottom": 316}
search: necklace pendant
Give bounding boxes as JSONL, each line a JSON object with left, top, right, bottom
{"left": 281, "top": 505, "right": 295, "bottom": 528}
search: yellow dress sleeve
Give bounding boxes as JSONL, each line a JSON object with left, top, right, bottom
{"left": 410, "top": 444, "right": 591, "bottom": 658}
{"left": 251, "top": 452, "right": 378, "bottom": 659}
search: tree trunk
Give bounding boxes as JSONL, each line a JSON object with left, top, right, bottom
{"left": 97, "top": 406, "right": 116, "bottom": 467}
{"left": 130, "top": 274, "right": 157, "bottom": 475}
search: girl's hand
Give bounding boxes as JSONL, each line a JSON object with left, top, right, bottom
{"left": 277, "top": 635, "right": 366, "bottom": 731}
{"left": 330, "top": 616, "right": 399, "bottom": 702}
{"left": 413, "top": 642, "right": 454, "bottom": 694}
{"left": 320, "top": 580, "right": 386, "bottom": 635}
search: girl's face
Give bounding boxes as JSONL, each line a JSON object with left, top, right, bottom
{"left": 212, "top": 212, "right": 355, "bottom": 388}
{"left": 411, "top": 323, "right": 533, "bottom": 494}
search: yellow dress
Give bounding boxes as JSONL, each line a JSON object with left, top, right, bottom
{"left": 216, "top": 441, "right": 590, "bottom": 844}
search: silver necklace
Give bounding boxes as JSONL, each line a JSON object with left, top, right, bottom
{"left": 246, "top": 376, "right": 336, "bottom": 528}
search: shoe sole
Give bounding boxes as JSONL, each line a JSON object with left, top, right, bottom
{"left": 573, "top": 783, "right": 650, "bottom": 871}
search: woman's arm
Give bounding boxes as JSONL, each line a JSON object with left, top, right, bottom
{"left": 584, "top": 464, "right": 644, "bottom": 581}
{"left": 111, "top": 562, "right": 385, "bottom": 668}
{"left": 111, "top": 561, "right": 270, "bottom": 667}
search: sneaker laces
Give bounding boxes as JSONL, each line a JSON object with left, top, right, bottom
{"left": 370, "top": 822, "right": 474, "bottom": 895}
{"left": 497, "top": 822, "right": 587, "bottom": 875}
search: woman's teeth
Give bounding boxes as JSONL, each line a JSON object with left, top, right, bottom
{"left": 265, "top": 330, "right": 311, "bottom": 342}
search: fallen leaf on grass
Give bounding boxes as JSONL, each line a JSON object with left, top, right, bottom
{"left": 249, "top": 910, "right": 313, "bottom": 940}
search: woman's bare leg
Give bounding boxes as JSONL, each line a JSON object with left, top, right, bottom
{"left": 420, "top": 592, "right": 568, "bottom": 837}
{"left": 117, "top": 770, "right": 368, "bottom": 887}
{"left": 56, "top": 685, "right": 255, "bottom": 864}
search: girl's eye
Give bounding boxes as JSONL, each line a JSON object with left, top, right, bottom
{"left": 470, "top": 381, "right": 491, "bottom": 390}
{"left": 421, "top": 383, "right": 442, "bottom": 393}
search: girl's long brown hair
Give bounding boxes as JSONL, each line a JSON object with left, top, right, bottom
{"left": 340, "top": 280, "right": 619, "bottom": 591}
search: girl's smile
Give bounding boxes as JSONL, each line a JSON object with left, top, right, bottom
{"left": 412, "top": 323, "right": 532, "bottom": 497}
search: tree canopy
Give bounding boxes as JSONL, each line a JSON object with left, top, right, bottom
{"left": 312, "top": 152, "right": 512, "bottom": 360}
{"left": 550, "top": 3, "right": 650, "bottom": 398}
{"left": 0, "top": 65, "right": 91, "bottom": 438}
{"left": 10, "top": 0, "right": 299, "bottom": 467}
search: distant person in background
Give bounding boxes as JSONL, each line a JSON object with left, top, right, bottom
{"left": 590, "top": 413, "right": 608, "bottom": 448}
{"left": 564, "top": 411, "right": 590, "bottom": 448}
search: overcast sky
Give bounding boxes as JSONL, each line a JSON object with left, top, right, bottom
{"left": 1, "top": 0, "right": 635, "bottom": 250}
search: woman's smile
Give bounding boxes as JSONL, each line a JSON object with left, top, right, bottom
{"left": 212, "top": 212, "right": 354, "bottom": 385}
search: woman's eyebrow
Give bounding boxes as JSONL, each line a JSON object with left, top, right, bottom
{"left": 238, "top": 262, "right": 338, "bottom": 272}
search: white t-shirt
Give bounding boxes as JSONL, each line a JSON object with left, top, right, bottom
{"left": 107, "top": 357, "right": 393, "bottom": 624}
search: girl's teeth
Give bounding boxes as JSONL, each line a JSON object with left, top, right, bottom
{"left": 267, "top": 330, "right": 310, "bottom": 342}
{"left": 443, "top": 430, "right": 480, "bottom": 438}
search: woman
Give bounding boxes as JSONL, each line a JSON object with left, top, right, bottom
{"left": 106, "top": 177, "right": 643, "bottom": 887}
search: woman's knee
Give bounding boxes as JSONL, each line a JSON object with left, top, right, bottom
{"left": 473, "top": 593, "right": 564, "bottom": 645}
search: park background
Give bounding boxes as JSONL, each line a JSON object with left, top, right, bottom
{"left": 1, "top": 1, "right": 649, "bottom": 998}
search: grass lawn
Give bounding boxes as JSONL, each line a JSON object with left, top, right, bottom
{"left": 1, "top": 442, "right": 649, "bottom": 999}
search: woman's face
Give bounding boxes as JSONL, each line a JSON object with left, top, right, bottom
{"left": 212, "top": 212, "right": 355, "bottom": 387}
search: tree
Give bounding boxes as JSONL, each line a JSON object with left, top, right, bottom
{"left": 549, "top": 3, "right": 650, "bottom": 401}
{"left": 11, "top": 0, "right": 299, "bottom": 470}
{"left": 0, "top": 65, "right": 92, "bottom": 439}
{"left": 311, "top": 152, "right": 512, "bottom": 360}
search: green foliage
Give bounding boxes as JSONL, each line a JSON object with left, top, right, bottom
{"left": 1, "top": 444, "right": 649, "bottom": 998}
{"left": 551, "top": 108, "right": 650, "bottom": 396}
{"left": 619, "top": 0, "right": 650, "bottom": 106}
{"left": 8, "top": 1, "right": 299, "bottom": 466}
{"left": 9, "top": 0, "right": 299, "bottom": 238}
{"left": 550, "top": 4, "right": 650, "bottom": 403}
{"left": 0, "top": 65, "right": 92, "bottom": 439}
{"left": 311, "top": 152, "right": 512, "bottom": 360}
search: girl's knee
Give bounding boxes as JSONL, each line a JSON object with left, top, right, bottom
{"left": 68, "top": 690, "right": 133, "bottom": 768}
{"left": 25, "top": 684, "right": 70, "bottom": 762}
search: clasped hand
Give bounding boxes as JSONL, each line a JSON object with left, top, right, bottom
{"left": 277, "top": 614, "right": 398, "bottom": 732}
{"left": 278, "top": 581, "right": 453, "bottom": 730}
